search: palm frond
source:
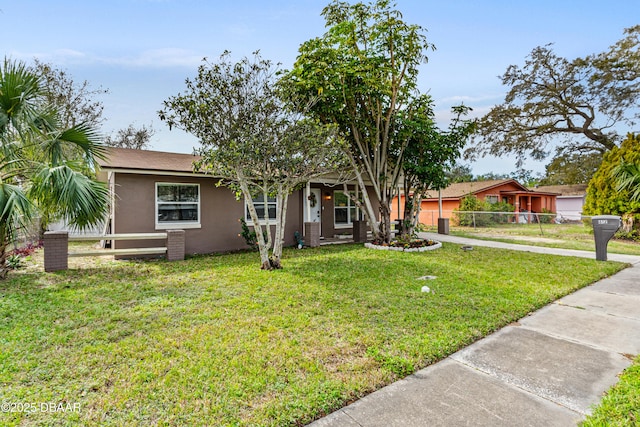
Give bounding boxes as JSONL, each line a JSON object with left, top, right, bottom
{"left": 613, "top": 161, "right": 640, "bottom": 202}
{"left": 29, "top": 164, "right": 109, "bottom": 230}
{"left": 0, "top": 58, "right": 43, "bottom": 138}
{"left": 0, "top": 181, "right": 34, "bottom": 243}
{"left": 43, "top": 122, "right": 107, "bottom": 166}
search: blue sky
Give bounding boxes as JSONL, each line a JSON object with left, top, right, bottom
{"left": 3, "top": 0, "right": 639, "bottom": 175}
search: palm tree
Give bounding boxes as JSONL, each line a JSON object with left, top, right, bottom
{"left": 0, "top": 58, "right": 108, "bottom": 278}
{"left": 613, "top": 161, "right": 640, "bottom": 202}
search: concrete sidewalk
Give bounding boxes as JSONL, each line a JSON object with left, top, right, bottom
{"left": 310, "top": 236, "right": 640, "bottom": 426}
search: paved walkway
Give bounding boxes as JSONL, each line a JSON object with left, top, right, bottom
{"left": 310, "top": 234, "right": 640, "bottom": 426}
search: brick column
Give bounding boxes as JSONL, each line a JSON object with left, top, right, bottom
{"left": 304, "top": 222, "right": 320, "bottom": 248}
{"left": 352, "top": 220, "right": 368, "bottom": 242}
{"left": 44, "top": 231, "right": 69, "bottom": 272}
{"left": 166, "top": 230, "right": 185, "bottom": 261}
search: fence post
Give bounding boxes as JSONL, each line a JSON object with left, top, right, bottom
{"left": 44, "top": 231, "right": 69, "bottom": 272}
{"left": 166, "top": 230, "right": 185, "bottom": 261}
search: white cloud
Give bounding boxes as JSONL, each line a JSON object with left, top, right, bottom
{"left": 106, "top": 48, "right": 203, "bottom": 68}
{"left": 7, "top": 48, "right": 203, "bottom": 69}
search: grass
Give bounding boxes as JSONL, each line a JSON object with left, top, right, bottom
{"left": 0, "top": 243, "right": 626, "bottom": 426}
{"left": 434, "top": 223, "right": 640, "bottom": 256}
{"left": 582, "top": 355, "right": 640, "bottom": 426}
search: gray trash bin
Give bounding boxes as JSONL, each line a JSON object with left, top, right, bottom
{"left": 592, "top": 215, "right": 622, "bottom": 261}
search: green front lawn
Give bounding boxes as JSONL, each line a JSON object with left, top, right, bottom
{"left": 442, "top": 223, "right": 640, "bottom": 256}
{"left": 0, "top": 243, "right": 625, "bottom": 426}
{"left": 582, "top": 355, "right": 640, "bottom": 426}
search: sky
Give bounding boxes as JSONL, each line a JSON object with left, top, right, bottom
{"left": 3, "top": 0, "right": 639, "bottom": 176}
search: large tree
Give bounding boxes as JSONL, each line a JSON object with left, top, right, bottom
{"left": 284, "top": 0, "right": 433, "bottom": 243}
{"left": 0, "top": 58, "right": 109, "bottom": 278}
{"left": 539, "top": 151, "right": 602, "bottom": 185}
{"left": 104, "top": 124, "right": 154, "bottom": 150}
{"left": 466, "top": 25, "right": 640, "bottom": 167}
{"left": 32, "top": 59, "right": 108, "bottom": 128}
{"left": 159, "top": 52, "right": 342, "bottom": 270}
{"left": 399, "top": 101, "right": 474, "bottom": 235}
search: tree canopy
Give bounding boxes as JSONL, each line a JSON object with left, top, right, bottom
{"left": 466, "top": 25, "right": 640, "bottom": 169}
{"left": 583, "top": 133, "right": 640, "bottom": 219}
{"left": 539, "top": 151, "right": 602, "bottom": 185}
{"left": 0, "top": 58, "right": 109, "bottom": 278}
{"left": 284, "top": 0, "right": 434, "bottom": 242}
{"left": 104, "top": 124, "right": 154, "bottom": 150}
{"left": 159, "top": 52, "right": 342, "bottom": 269}
{"left": 32, "top": 59, "right": 108, "bottom": 129}
{"left": 399, "top": 101, "right": 475, "bottom": 234}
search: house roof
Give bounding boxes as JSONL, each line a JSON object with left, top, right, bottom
{"left": 96, "top": 147, "right": 362, "bottom": 185}
{"left": 429, "top": 179, "right": 528, "bottom": 199}
{"left": 532, "top": 184, "right": 588, "bottom": 196}
{"left": 97, "top": 147, "right": 202, "bottom": 174}
{"left": 422, "top": 179, "right": 560, "bottom": 201}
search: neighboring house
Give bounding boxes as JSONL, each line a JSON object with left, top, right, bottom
{"left": 533, "top": 184, "right": 587, "bottom": 222}
{"left": 391, "top": 179, "right": 559, "bottom": 226}
{"left": 96, "top": 147, "right": 378, "bottom": 255}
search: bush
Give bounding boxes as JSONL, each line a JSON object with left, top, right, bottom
{"left": 453, "top": 196, "right": 515, "bottom": 226}
{"left": 615, "top": 229, "right": 640, "bottom": 242}
{"left": 454, "top": 195, "right": 489, "bottom": 226}
{"left": 584, "top": 133, "right": 640, "bottom": 217}
{"left": 5, "top": 254, "right": 23, "bottom": 270}
{"left": 538, "top": 208, "right": 557, "bottom": 224}
{"left": 239, "top": 218, "right": 258, "bottom": 250}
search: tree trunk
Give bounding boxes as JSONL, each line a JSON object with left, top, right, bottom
{"left": 0, "top": 236, "right": 8, "bottom": 280}
{"left": 379, "top": 202, "right": 392, "bottom": 243}
{"left": 402, "top": 191, "right": 424, "bottom": 237}
{"left": 237, "top": 177, "right": 272, "bottom": 269}
{"left": 271, "top": 189, "right": 288, "bottom": 270}
{"left": 352, "top": 167, "right": 382, "bottom": 239}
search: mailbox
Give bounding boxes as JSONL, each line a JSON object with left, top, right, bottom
{"left": 592, "top": 215, "right": 622, "bottom": 261}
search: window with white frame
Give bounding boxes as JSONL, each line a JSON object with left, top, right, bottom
{"left": 334, "top": 191, "right": 358, "bottom": 226}
{"left": 156, "top": 183, "right": 200, "bottom": 228}
{"left": 245, "top": 194, "right": 277, "bottom": 223}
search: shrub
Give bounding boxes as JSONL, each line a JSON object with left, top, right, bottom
{"left": 5, "top": 254, "right": 23, "bottom": 270}
{"left": 239, "top": 218, "right": 258, "bottom": 250}
{"left": 538, "top": 208, "right": 557, "bottom": 224}
{"left": 584, "top": 133, "right": 640, "bottom": 217}
{"left": 453, "top": 196, "right": 515, "bottom": 226}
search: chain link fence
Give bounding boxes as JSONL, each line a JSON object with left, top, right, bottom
{"left": 417, "top": 210, "right": 588, "bottom": 229}
{"left": 12, "top": 216, "right": 43, "bottom": 250}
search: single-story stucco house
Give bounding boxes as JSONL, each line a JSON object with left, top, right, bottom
{"left": 532, "top": 184, "right": 587, "bottom": 222}
{"left": 96, "top": 147, "right": 379, "bottom": 255}
{"left": 391, "top": 179, "right": 559, "bottom": 226}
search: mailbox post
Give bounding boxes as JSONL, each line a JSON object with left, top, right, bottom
{"left": 591, "top": 215, "right": 622, "bottom": 261}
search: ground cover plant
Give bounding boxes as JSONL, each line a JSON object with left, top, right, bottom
{"left": 443, "top": 223, "right": 640, "bottom": 256}
{"left": 0, "top": 243, "right": 624, "bottom": 426}
{"left": 582, "top": 355, "right": 640, "bottom": 426}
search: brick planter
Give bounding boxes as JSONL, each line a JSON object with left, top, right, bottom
{"left": 44, "top": 231, "right": 69, "bottom": 272}
{"left": 304, "top": 222, "right": 320, "bottom": 247}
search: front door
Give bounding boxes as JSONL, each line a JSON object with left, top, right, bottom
{"left": 303, "top": 188, "right": 322, "bottom": 234}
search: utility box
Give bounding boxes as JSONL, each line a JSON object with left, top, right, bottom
{"left": 438, "top": 218, "right": 450, "bottom": 235}
{"left": 592, "top": 215, "right": 622, "bottom": 261}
